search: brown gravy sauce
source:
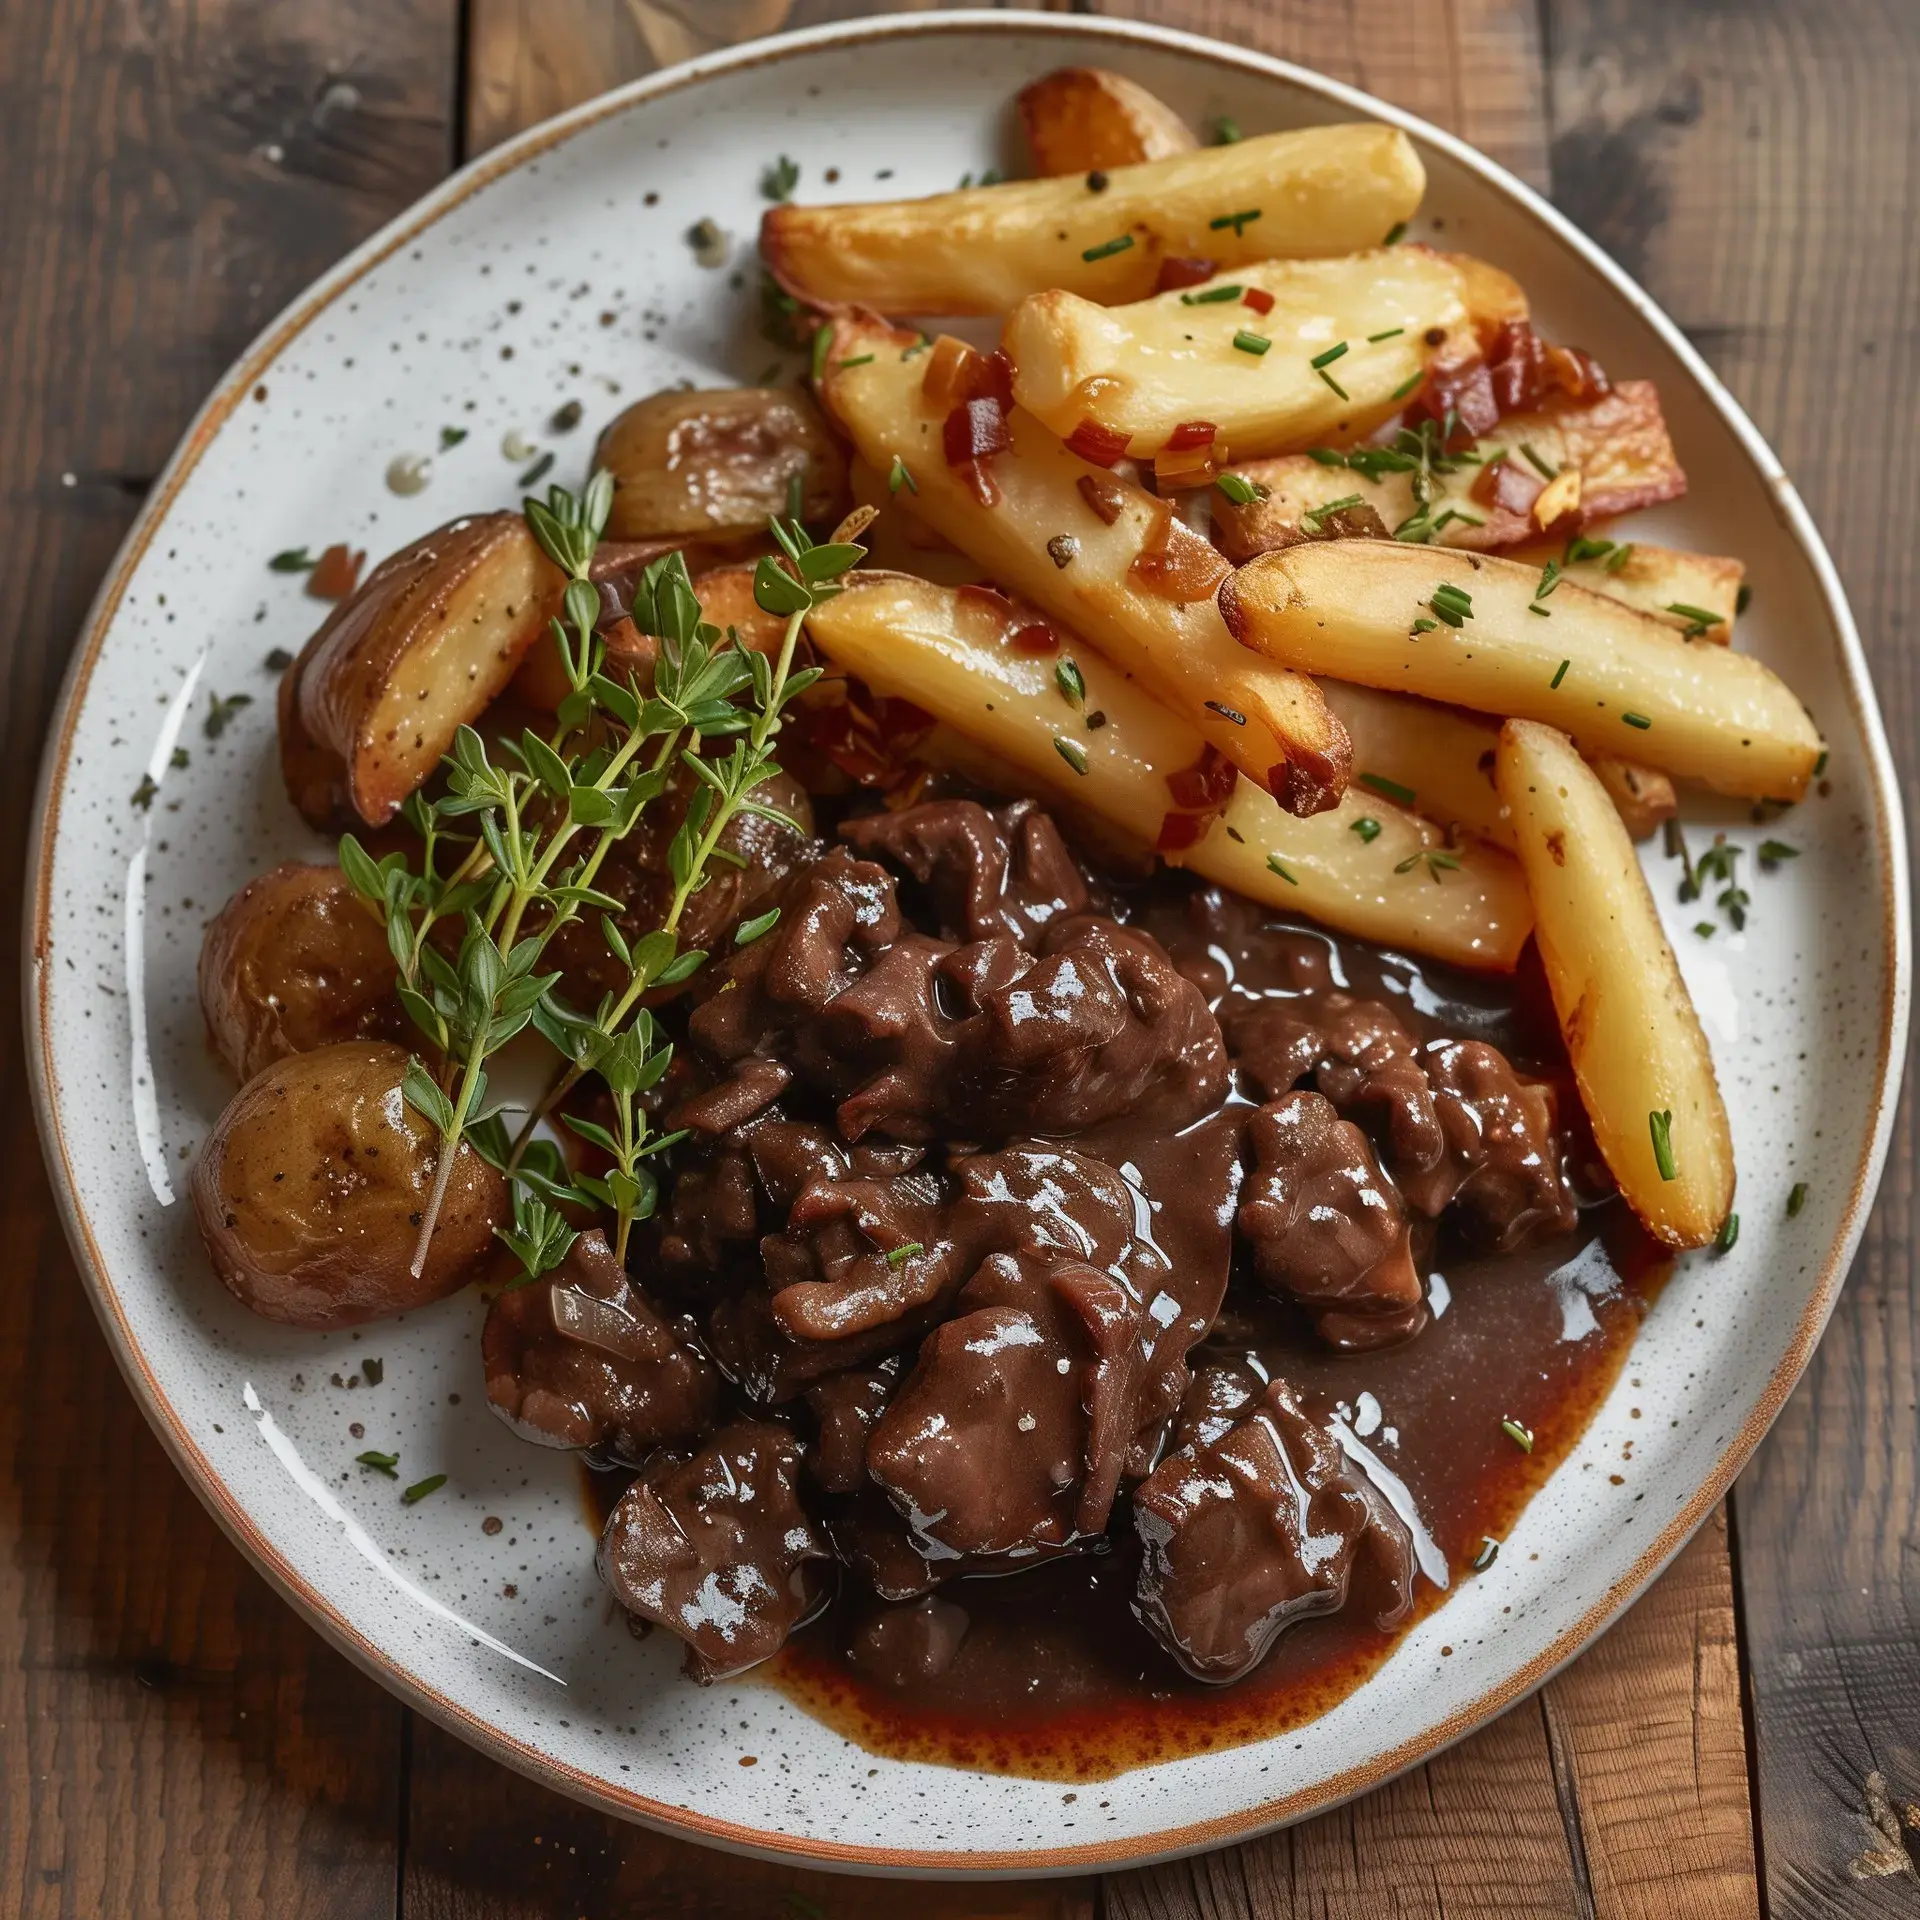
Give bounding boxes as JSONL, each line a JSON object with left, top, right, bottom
{"left": 583, "top": 892, "right": 1669, "bottom": 1781}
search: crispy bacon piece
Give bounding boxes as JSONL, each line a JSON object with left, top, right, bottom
{"left": 1155, "top": 255, "right": 1218, "bottom": 293}
{"left": 1067, "top": 418, "right": 1132, "bottom": 467}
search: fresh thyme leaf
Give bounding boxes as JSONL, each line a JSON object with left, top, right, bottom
{"left": 761, "top": 154, "right": 800, "bottom": 202}
{"left": 1351, "top": 816, "right": 1382, "bottom": 843}
{"left": 1714, "top": 1212, "right": 1740, "bottom": 1253}
{"left": 887, "top": 454, "right": 917, "bottom": 496}
{"left": 1212, "top": 115, "right": 1243, "bottom": 145}
{"left": 1082, "top": 234, "right": 1135, "bottom": 263}
{"left": 886, "top": 1243, "right": 925, "bottom": 1266}
{"left": 1786, "top": 1181, "right": 1808, "bottom": 1217}
{"left": 440, "top": 425, "right": 468, "bottom": 449}
{"left": 735, "top": 908, "right": 780, "bottom": 947}
{"left": 1358, "top": 772, "right": 1416, "bottom": 806}
{"left": 1266, "top": 855, "right": 1298, "bottom": 885}
{"left": 1054, "top": 736, "right": 1089, "bottom": 776}
{"left": 1500, "top": 1419, "right": 1533, "bottom": 1453}
{"left": 1758, "top": 838, "right": 1799, "bottom": 868}
{"left": 1215, "top": 471, "right": 1267, "bottom": 506}
{"left": 268, "top": 548, "right": 318, "bottom": 572}
{"left": 1055, "top": 658, "right": 1086, "bottom": 707}
{"left": 1382, "top": 221, "right": 1408, "bottom": 246}
{"left": 203, "top": 690, "right": 253, "bottom": 739}
{"left": 1301, "top": 493, "right": 1365, "bottom": 531}
{"left": 1519, "top": 441, "right": 1557, "bottom": 480}
{"left": 170, "top": 747, "right": 190, "bottom": 769}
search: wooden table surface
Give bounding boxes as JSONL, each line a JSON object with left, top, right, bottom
{"left": 1, "top": 1, "right": 1913, "bottom": 1913}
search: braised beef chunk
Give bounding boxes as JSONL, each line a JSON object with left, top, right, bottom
{"left": 841, "top": 798, "right": 1091, "bottom": 947}
{"left": 482, "top": 1232, "right": 716, "bottom": 1462}
{"left": 1417, "top": 1039, "right": 1576, "bottom": 1249}
{"left": 1133, "top": 1378, "right": 1416, "bottom": 1683}
{"left": 1238, "top": 1093, "right": 1424, "bottom": 1351}
{"left": 805, "top": 1356, "right": 904, "bottom": 1494}
{"left": 848, "top": 1595, "right": 971, "bottom": 1688}
{"left": 597, "top": 1419, "right": 829, "bottom": 1682}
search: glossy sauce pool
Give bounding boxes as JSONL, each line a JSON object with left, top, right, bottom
{"left": 587, "top": 896, "right": 1670, "bottom": 1781}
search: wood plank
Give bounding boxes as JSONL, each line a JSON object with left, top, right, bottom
{"left": 1542, "top": 2, "right": 1920, "bottom": 1912}
{"left": 0, "top": 1, "right": 459, "bottom": 1916}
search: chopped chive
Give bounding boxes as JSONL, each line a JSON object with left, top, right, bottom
{"left": 1501, "top": 1419, "right": 1534, "bottom": 1453}
{"left": 1389, "top": 370, "right": 1425, "bottom": 402}
{"left": 1547, "top": 661, "right": 1572, "bottom": 692}
{"left": 1317, "top": 368, "right": 1350, "bottom": 399}
{"left": 1383, "top": 221, "right": 1408, "bottom": 246}
{"left": 1428, "top": 582, "right": 1473, "bottom": 627}
{"left": 1564, "top": 536, "right": 1615, "bottom": 565}
{"left": 1309, "top": 342, "right": 1350, "bottom": 369}
{"left": 1215, "top": 471, "right": 1268, "bottom": 506}
{"left": 1359, "top": 771, "right": 1417, "bottom": 806}
{"left": 1301, "top": 492, "right": 1365, "bottom": 531}
{"left": 1604, "top": 542, "right": 1634, "bottom": 573}
{"left": 836, "top": 353, "right": 875, "bottom": 369}
{"left": 1714, "top": 1212, "right": 1740, "bottom": 1253}
{"left": 1519, "top": 441, "right": 1558, "bottom": 480}
{"left": 1054, "top": 736, "right": 1089, "bottom": 776}
{"left": 1649, "top": 1109, "right": 1677, "bottom": 1181}
{"left": 1786, "top": 1181, "right": 1808, "bottom": 1217}
{"left": 1232, "top": 329, "right": 1272, "bottom": 356}
{"left": 1181, "top": 283, "right": 1244, "bottom": 305}
{"left": 1533, "top": 558, "right": 1563, "bottom": 602}
{"left": 1622, "top": 711, "right": 1653, "bottom": 730}
{"left": 1471, "top": 1537, "right": 1501, "bottom": 1572}
{"left": 1266, "top": 854, "right": 1298, "bottom": 886}
{"left": 268, "top": 548, "right": 318, "bottom": 573}
{"left": 402, "top": 1474, "right": 447, "bottom": 1504}
{"left": 809, "top": 322, "right": 832, "bottom": 384}
{"left": 1667, "top": 602, "right": 1726, "bottom": 633}
{"left": 1367, "top": 327, "right": 1406, "bottom": 343}
{"left": 1409, "top": 617, "right": 1437, "bottom": 634}
{"left": 1528, "top": 603, "right": 1552, "bottom": 617}
{"left": 886, "top": 1242, "right": 925, "bottom": 1266}
{"left": 1351, "top": 816, "right": 1382, "bottom": 843}
{"left": 1306, "top": 447, "right": 1347, "bottom": 467}
{"left": 1814, "top": 749, "right": 1829, "bottom": 776}
{"left": 356, "top": 1450, "right": 399, "bottom": 1478}
{"left": 1210, "top": 208, "right": 1263, "bottom": 236}
{"left": 887, "top": 454, "right": 917, "bottom": 496}
{"left": 1213, "top": 115, "right": 1243, "bottom": 145}
{"left": 517, "top": 451, "right": 554, "bottom": 488}
{"left": 1082, "top": 234, "right": 1135, "bottom": 263}
{"left": 1055, "top": 658, "right": 1087, "bottom": 707}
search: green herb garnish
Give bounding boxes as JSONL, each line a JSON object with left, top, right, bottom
{"left": 1649, "top": 1109, "right": 1677, "bottom": 1182}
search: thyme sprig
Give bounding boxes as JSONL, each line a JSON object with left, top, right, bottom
{"left": 337, "top": 474, "right": 861, "bottom": 1280}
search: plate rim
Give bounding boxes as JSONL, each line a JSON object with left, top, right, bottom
{"left": 20, "top": 5, "right": 1913, "bottom": 1878}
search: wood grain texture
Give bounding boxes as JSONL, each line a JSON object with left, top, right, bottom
{"left": 0, "top": 0, "right": 458, "bottom": 1915}
{"left": 1542, "top": 5, "right": 1920, "bottom": 1914}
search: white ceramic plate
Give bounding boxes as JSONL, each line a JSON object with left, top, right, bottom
{"left": 23, "top": 10, "right": 1910, "bottom": 1878}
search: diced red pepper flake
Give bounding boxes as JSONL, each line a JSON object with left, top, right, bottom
{"left": 1066, "top": 418, "right": 1131, "bottom": 467}
{"left": 972, "top": 347, "right": 1016, "bottom": 411}
{"left": 1240, "top": 286, "right": 1275, "bottom": 316}
{"left": 1155, "top": 256, "right": 1218, "bottom": 293}
{"left": 1165, "top": 420, "right": 1219, "bottom": 452}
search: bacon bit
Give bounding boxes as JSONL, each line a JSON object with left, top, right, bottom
{"left": 1155, "top": 810, "right": 1208, "bottom": 852}
{"left": 1165, "top": 420, "right": 1219, "bottom": 452}
{"left": 1472, "top": 454, "right": 1544, "bottom": 517}
{"left": 1545, "top": 343, "right": 1611, "bottom": 402}
{"left": 1153, "top": 443, "right": 1220, "bottom": 491}
{"left": 1076, "top": 471, "right": 1129, "bottom": 525}
{"left": 1240, "top": 286, "right": 1276, "bottom": 316}
{"left": 307, "top": 543, "right": 366, "bottom": 600}
{"left": 1066, "top": 418, "right": 1131, "bottom": 467}
{"left": 1155, "top": 256, "right": 1217, "bottom": 293}
{"left": 1487, "top": 319, "right": 1548, "bottom": 414}
{"left": 1008, "top": 621, "right": 1060, "bottom": 656}
{"left": 1129, "top": 509, "right": 1231, "bottom": 603}
{"left": 944, "top": 398, "right": 1011, "bottom": 468}
{"left": 1410, "top": 353, "right": 1500, "bottom": 441}
{"left": 974, "top": 348, "right": 1016, "bottom": 411}
{"left": 1165, "top": 744, "right": 1238, "bottom": 811}
{"left": 1532, "top": 467, "right": 1583, "bottom": 528}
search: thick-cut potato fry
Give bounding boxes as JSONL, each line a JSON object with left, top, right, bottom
{"left": 1585, "top": 755, "right": 1678, "bottom": 838}
{"left": 1018, "top": 67, "right": 1198, "bottom": 174}
{"left": 1503, "top": 535, "right": 1741, "bottom": 640}
{"left": 762, "top": 125, "right": 1424, "bottom": 316}
{"left": 594, "top": 387, "right": 847, "bottom": 541}
{"left": 1494, "top": 721, "right": 1732, "bottom": 1245}
{"left": 291, "top": 513, "right": 564, "bottom": 826}
{"left": 805, "top": 571, "right": 1532, "bottom": 971}
{"left": 1006, "top": 250, "right": 1520, "bottom": 460}
{"left": 1213, "top": 381, "right": 1685, "bottom": 559}
{"left": 1220, "top": 542, "right": 1820, "bottom": 799}
{"left": 818, "top": 313, "right": 1352, "bottom": 814}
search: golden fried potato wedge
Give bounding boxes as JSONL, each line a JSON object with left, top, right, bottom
{"left": 1018, "top": 67, "right": 1199, "bottom": 174}
{"left": 818, "top": 314, "right": 1351, "bottom": 814}
{"left": 290, "top": 513, "right": 564, "bottom": 827}
{"left": 1584, "top": 754, "right": 1678, "bottom": 838}
{"left": 1494, "top": 721, "right": 1732, "bottom": 1245}
{"left": 1005, "top": 249, "right": 1520, "bottom": 460}
{"left": 1503, "top": 534, "right": 1741, "bottom": 640}
{"left": 806, "top": 571, "right": 1531, "bottom": 971}
{"left": 1220, "top": 542, "right": 1820, "bottom": 799}
{"left": 594, "top": 387, "right": 847, "bottom": 541}
{"left": 1213, "top": 380, "right": 1686, "bottom": 559}
{"left": 763, "top": 124, "right": 1424, "bottom": 315}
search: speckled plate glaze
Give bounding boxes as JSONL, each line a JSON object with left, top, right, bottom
{"left": 22, "top": 10, "right": 1911, "bottom": 1878}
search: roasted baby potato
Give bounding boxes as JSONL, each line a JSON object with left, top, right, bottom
{"left": 1017, "top": 66, "right": 1199, "bottom": 174}
{"left": 199, "top": 862, "right": 404, "bottom": 1083}
{"left": 594, "top": 387, "right": 848, "bottom": 542}
{"left": 191, "top": 1041, "right": 507, "bottom": 1329}
{"left": 1220, "top": 542, "right": 1820, "bottom": 799}
{"left": 289, "top": 513, "right": 564, "bottom": 827}
{"left": 818, "top": 313, "right": 1351, "bottom": 814}
{"left": 1214, "top": 381, "right": 1685, "bottom": 560}
{"left": 763, "top": 124, "right": 1425, "bottom": 315}
{"left": 1494, "top": 721, "right": 1732, "bottom": 1245}
{"left": 1005, "top": 249, "right": 1520, "bottom": 461}
{"left": 805, "top": 571, "right": 1531, "bottom": 971}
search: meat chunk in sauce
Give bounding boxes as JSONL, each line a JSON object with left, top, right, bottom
{"left": 1238, "top": 1093, "right": 1424, "bottom": 1351}
{"left": 597, "top": 1420, "right": 830, "bottom": 1681}
{"left": 1133, "top": 1375, "right": 1416, "bottom": 1683}
{"left": 482, "top": 1232, "right": 717, "bottom": 1462}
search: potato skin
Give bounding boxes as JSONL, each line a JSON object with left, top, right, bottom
{"left": 289, "top": 513, "right": 564, "bottom": 826}
{"left": 192, "top": 1041, "right": 507, "bottom": 1329}
{"left": 199, "top": 862, "right": 405, "bottom": 1083}
{"left": 594, "top": 388, "right": 848, "bottom": 542}
{"left": 1017, "top": 66, "right": 1198, "bottom": 175}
